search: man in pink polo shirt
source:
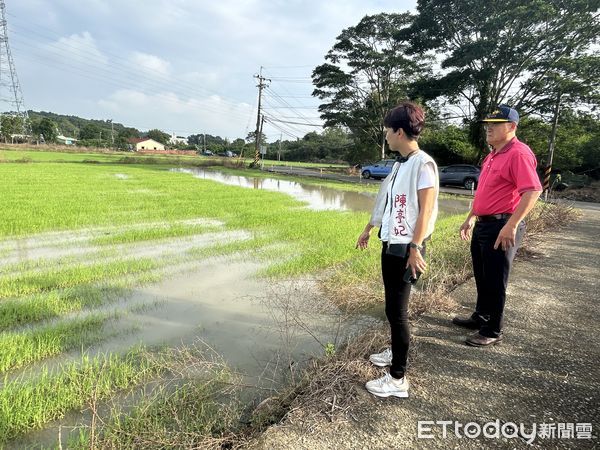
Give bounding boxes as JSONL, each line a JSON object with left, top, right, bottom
{"left": 452, "top": 105, "right": 542, "bottom": 346}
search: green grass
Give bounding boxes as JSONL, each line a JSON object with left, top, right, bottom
{"left": 68, "top": 371, "right": 238, "bottom": 449}
{"left": 0, "top": 285, "right": 125, "bottom": 330}
{"left": 0, "top": 147, "right": 348, "bottom": 168}
{"left": 0, "top": 162, "right": 369, "bottom": 277}
{"left": 0, "top": 314, "right": 114, "bottom": 373}
{"left": 0, "top": 258, "right": 159, "bottom": 299}
{"left": 90, "top": 223, "right": 220, "bottom": 245}
{"left": 0, "top": 349, "right": 161, "bottom": 444}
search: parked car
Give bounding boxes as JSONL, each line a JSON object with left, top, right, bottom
{"left": 361, "top": 159, "right": 396, "bottom": 180}
{"left": 439, "top": 164, "right": 480, "bottom": 189}
{"left": 201, "top": 150, "right": 214, "bottom": 156}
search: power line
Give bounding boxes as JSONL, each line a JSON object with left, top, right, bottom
{"left": 10, "top": 40, "right": 254, "bottom": 128}
{"left": 7, "top": 14, "right": 249, "bottom": 107}
{"left": 13, "top": 46, "right": 253, "bottom": 128}
{"left": 9, "top": 33, "right": 251, "bottom": 118}
{"left": 266, "top": 117, "right": 323, "bottom": 127}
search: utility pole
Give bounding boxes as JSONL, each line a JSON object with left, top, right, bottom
{"left": 259, "top": 114, "right": 265, "bottom": 169}
{"left": 278, "top": 133, "right": 282, "bottom": 161}
{"left": 203, "top": 133, "right": 206, "bottom": 153}
{"left": 543, "top": 93, "right": 562, "bottom": 201}
{"left": 108, "top": 119, "right": 114, "bottom": 147}
{"left": 251, "top": 67, "right": 270, "bottom": 168}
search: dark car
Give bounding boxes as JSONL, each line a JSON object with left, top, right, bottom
{"left": 439, "top": 164, "right": 480, "bottom": 190}
{"left": 361, "top": 159, "right": 396, "bottom": 180}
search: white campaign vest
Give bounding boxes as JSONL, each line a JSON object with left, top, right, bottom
{"left": 369, "top": 151, "right": 439, "bottom": 244}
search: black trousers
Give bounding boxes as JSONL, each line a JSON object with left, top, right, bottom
{"left": 381, "top": 242, "right": 425, "bottom": 379}
{"left": 471, "top": 219, "right": 525, "bottom": 338}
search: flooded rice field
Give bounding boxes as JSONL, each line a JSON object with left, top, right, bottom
{"left": 1, "top": 218, "right": 371, "bottom": 447}
{"left": 174, "top": 168, "right": 472, "bottom": 216}
{"left": 1, "top": 166, "right": 466, "bottom": 446}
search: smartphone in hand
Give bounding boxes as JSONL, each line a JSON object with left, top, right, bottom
{"left": 403, "top": 267, "right": 421, "bottom": 284}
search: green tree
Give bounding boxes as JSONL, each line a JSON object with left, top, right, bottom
{"left": 146, "top": 129, "right": 170, "bottom": 145}
{"left": 419, "top": 125, "right": 478, "bottom": 166}
{"left": 518, "top": 110, "right": 600, "bottom": 174}
{"left": 0, "top": 115, "right": 26, "bottom": 141}
{"left": 115, "top": 127, "right": 139, "bottom": 150}
{"left": 312, "top": 13, "right": 429, "bottom": 160}
{"left": 79, "top": 123, "right": 103, "bottom": 140}
{"left": 31, "top": 117, "right": 58, "bottom": 143}
{"left": 245, "top": 131, "right": 267, "bottom": 145}
{"left": 403, "top": 0, "right": 600, "bottom": 157}
{"left": 231, "top": 138, "right": 246, "bottom": 152}
{"left": 275, "top": 128, "right": 353, "bottom": 162}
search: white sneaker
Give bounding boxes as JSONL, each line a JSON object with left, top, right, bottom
{"left": 365, "top": 372, "right": 409, "bottom": 398}
{"left": 369, "top": 348, "right": 392, "bottom": 367}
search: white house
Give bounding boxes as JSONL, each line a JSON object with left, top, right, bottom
{"left": 128, "top": 138, "right": 165, "bottom": 151}
{"left": 56, "top": 135, "right": 78, "bottom": 145}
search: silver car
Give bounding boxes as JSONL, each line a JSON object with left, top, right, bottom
{"left": 439, "top": 165, "right": 480, "bottom": 190}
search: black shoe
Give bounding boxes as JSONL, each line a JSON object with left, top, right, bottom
{"left": 465, "top": 332, "right": 503, "bottom": 347}
{"left": 451, "top": 316, "right": 481, "bottom": 329}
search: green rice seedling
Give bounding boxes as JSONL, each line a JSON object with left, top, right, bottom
{"left": 0, "top": 283, "right": 131, "bottom": 330}
{"left": 63, "top": 343, "right": 241, "bottom": 449}
{"left": 90, "top": 223, "right": 221, "bottom": 246}
{"left": 0, "top": 258, "right": 158, "bottom": 299}
{"left": 0, "top": 349, "right": 161, "bottom": 443}
{"left": 0, "top": 313, "right": 116, "bottom": 373}
{"left": 69, "top": 372, "right": 239, "bottom": 449}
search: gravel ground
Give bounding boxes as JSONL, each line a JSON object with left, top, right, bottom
{"left": 250, "top": 208, "right": 600, "bottom": 449}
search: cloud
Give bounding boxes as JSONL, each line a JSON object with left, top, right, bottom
{"left": 98, "top": 89, "right": 254, "bottom": 138}
{"left": 20, "top": 0, "right": 418, "bottom": 140}
{"left": 129, "top": 52, "right": 171, "bottom": 78}
{"left": 43, "top": 31, "right": 108, "bottom": 67}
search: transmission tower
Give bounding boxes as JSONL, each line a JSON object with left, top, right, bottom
{"left": 0, "top": 0, "right": 30, "bottom": 139}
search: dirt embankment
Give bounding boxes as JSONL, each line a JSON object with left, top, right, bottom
{"left": 249, "top": 208, "right": 600, "bottom": 449}
{"left": 554, "top": 182, "right": 600, "bottom": 203}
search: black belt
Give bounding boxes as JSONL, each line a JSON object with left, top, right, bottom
{"left": 476, "top": 213, "right": 512, "bottom": 222}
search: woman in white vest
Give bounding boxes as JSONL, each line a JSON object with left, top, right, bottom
{"left": 356, "top": 102, "right": 439, "bottom": 398}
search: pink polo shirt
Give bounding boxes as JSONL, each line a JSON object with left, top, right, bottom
{"left": 472, "top": 137, "right": 542, "bottom": 216}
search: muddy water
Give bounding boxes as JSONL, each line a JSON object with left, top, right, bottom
{"left": 174, "top": 168, "right": 471, "bottom": 216}
{"left": 9, "top": 254, "right": 369, "bottom": 449}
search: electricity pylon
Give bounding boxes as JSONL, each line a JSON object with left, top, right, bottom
{"left": 0, "top": 0, "right": 30, "bottom": 139}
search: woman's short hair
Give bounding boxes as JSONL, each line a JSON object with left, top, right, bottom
{"left": 383, "top": 101, "right": 425, "bottom": 140}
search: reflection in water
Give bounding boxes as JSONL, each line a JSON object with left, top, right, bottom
{"left": 174, "top": 168, "right": 469, "bottom": 216}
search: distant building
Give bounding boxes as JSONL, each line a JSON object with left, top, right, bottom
{"left": 56, "top": 135, "right": 78, "bottom": 145}
{"left": 128, "top": 138, "right": 165, "bottom": 151}
{"left": 169, "top": 133, "right": 188, "bottom": 146}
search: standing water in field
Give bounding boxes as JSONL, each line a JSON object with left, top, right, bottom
{"left": 173, "top": 168, "right": 470, "bottom": 216}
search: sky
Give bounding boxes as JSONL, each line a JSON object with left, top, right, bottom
{"left": 4, "top": 0, "right": 417, "bottom": 141}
